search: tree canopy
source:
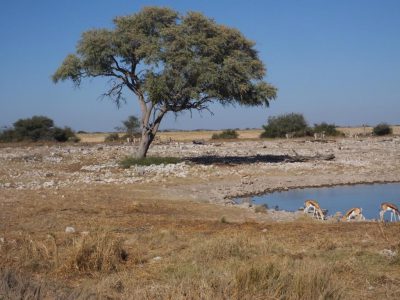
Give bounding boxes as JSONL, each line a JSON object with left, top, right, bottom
{"left": 53, "top": 6, "right": 277, "bottom": 157}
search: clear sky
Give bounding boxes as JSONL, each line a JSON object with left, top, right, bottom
{"left": 1, "top": 0, "right": 399, "bottom": 131}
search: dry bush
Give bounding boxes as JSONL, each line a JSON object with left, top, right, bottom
{"left": 194, "top": 233, "right": 258, "bottom": 263}
{"left": 0, "top": 235, "right": 55, "bottom": 273}
{"left": 61, "top": 232, "right": 127, "bottom": 274}
{"left": 234, "top": 259, "right": 345, "bottom": 300}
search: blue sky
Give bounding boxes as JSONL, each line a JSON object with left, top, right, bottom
{"left": 1, "top": 0, "right": 399, "bottom": 131}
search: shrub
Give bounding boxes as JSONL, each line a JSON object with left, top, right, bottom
{"left": 104, "top": 133, "right": 120, "bottom": 142}
{"left": 115, "top": 115, "right": 141, "bottom": 138}
{"left": 260, "top": 113, "right": 310, "bottom": 138}
{"left": 120, "top": 156, "right": 182, "bottom": 168}
{"left": 63, "top": 232, "right": 128, "bottom": 274}
{"left": 211, "top": 129, "right": 239, "bottom": 139}
{"left": 313, "top": 122, "right": 343, "bottom": 137}
{"left": 0, "top": 129, "right": 15, "bottom": 142}
{"left": 373, "top": 123, "right": 392, "bottom": 136}
{"left": 13, "top": 116, "right": 54, "bottom": 141}
{"left": 0, "top": 116, "right": 79, "bottom": 143}
{"left": 53, "top": 127, "right": 79, "bottom": 142}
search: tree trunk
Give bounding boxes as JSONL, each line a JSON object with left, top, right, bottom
{"left": 136, "top": 129, "right": 154, "bottom": 158}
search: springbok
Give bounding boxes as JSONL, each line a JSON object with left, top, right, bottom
{"left": 304, "top": 200, "right": 325, "bottom": 220}
{"left": 342, "top": 207, "right": 365, "bottom": 221}
{"left": 380, "top": 202, "right": 400, "bottom": 222}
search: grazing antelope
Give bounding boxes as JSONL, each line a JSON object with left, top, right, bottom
{"left": 380, "top": 202, "right": 400, "bottom": 222}
{"left": 342, "top": 207, "right": 365, "bottom": 221}
{"left": 304, "top": 200, "right": 325, "bottom": 220}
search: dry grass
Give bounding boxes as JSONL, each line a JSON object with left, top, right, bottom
{"left": 1, "top": 186, "right": 400, "bottom": 299}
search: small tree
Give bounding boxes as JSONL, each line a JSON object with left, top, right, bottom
{"left": 373, "top": 123, "right": 392, "bottom": 136}
{"left": 313, "top": 122, "right": 342, "bottom": 136}
{"left": 261, "top": 113, "right": 309, "bottom": 138}
{"left": 116, "top": 115, "right": 140, "bottom": 138}
{"left": 53, "top": 7, "right": 277, "bottom": 158}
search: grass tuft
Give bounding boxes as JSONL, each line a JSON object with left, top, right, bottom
{"left": 62, "top": 232, "right": 128, "bottom": 274}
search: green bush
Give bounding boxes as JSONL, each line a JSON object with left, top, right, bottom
{"left": 0, "top": 116, "right": 79, "bottom": 142}
{"left": 211, "top": 129, "right": 239, "bottom": 139}
{"left": 104, "top": 133, "right": 120, "bottom": 142}
{"left": 260, "top": 113, "right": 310, "bottom": 138}
{"left": 53, "top": 127, "right": 79, "bottom": 142}
{"left": 120, "top": 156, "right": 181, "bottom": 169}
{"left": 115, "top": 115, "right": 141, "bottom": 138}
{"left": 313, "top": 123, "right": 343, "bottom": 137}
{"left": 373, "top": 123, "right": 392, "bottom": 136}
{"left": 0, "top": 129, "right": 15, "bottom": 142}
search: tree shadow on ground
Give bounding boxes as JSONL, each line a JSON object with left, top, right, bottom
{"left": 185, "top": 154, "right": 334, "bottom": 166}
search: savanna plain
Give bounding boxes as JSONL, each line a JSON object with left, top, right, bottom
{"left": 1, "top": 128, "right": 400, "bottom": 299}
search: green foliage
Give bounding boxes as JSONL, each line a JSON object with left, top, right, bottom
{"left": 13, "top": 116, "right": 54, "bottom": 141}
{"left": 373, "top": 123, "right": 392, "bottom": 136}
{"left": 0, "top": 116, "right": 79, "bottom": 143}
{"left": 260, "top": 113, "right": 310, "bottom": 138}
{"left": 116, "top": 115, "right": 140, "bottom": 137}
{"left": 313, "top": 122, "right": 343, "bottom": 137}
{"left": 104, "top": 133, "right": 120, "bottom": 142}
{"left": 53, "top": 7, "right": 277, "bottom": 158}
{"left": 211, "top": 129, "right": 239, "bottom": 139}
{"left": 0, "top": 129, "right": 15, "bottom": 142}
{"left": 120, "top": 156, "right": 181, "bottom": 169}
{"left": 53, "top": 127, "right": 80, "bottom": 142}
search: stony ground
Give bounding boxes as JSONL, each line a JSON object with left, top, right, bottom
{"left": 1, "top": 135, "right": 399, "bottom": 220}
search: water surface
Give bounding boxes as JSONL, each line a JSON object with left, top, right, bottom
{"left": 251, "top": 183, "right": 400, "bottom": 220}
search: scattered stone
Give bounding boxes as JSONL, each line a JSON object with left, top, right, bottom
{"left": 65, "top": 226, "right": 76, "bottom": 234}
{"left": 379, "top": 249, "right": 397, "bottom": 259}
{"left": 43, "top": 181, "right": 55, "bottom": 188}
{"left": 152, "top": 256, "right": 162, "bottom": 261}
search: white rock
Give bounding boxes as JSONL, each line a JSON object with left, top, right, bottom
{"left": 65, "top": 226, "right": 76, "bottom": 233}
{"left": 379, "top": 249, "right": 397, "bottom": 258}
{"left": 152, "top": 256, "right": 162, "bottom": 261}
{"left": 43, "top": 181, "right": 55, "bottom": 188}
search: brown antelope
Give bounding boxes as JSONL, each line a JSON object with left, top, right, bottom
{"left": 342, "top": 207, "right": 365, "bottom": 221}
{"left": 380, "top": 202, "right": 400, "bottom": 222}
{"left": 304, "top": 200, "right": 325, "bottom": 220}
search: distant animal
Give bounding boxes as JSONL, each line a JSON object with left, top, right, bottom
{"left": 304, "top": 200, "right": 325, "bottom": 220}
{"left": 342, "top": 207, "right": 365, "bottom": 221}
{"left": 380, "top": 202, "right": 400, "bottom": 222}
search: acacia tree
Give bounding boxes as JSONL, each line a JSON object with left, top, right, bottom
{"left": 115, "top": 115, "right": 141, "bottom": 137}
{"left": 53, "top": 7, "right": 277, "bottom": 158}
